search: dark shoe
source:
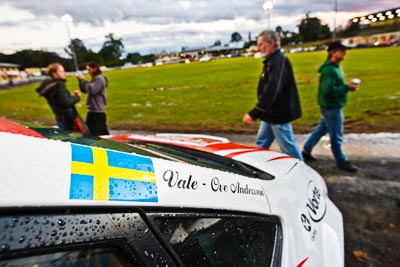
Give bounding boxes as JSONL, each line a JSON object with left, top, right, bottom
{"left": 337, "top": 161, "right": 358, "bottom": 173}
{"left": 302, "top": 151, "right": 317, "bottom": 162}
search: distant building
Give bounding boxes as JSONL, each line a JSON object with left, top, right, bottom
{"left": 180, "top": 45, "right": 244, "bottom": 60}
{"left": 342, "top": 6, "right": 400, "bottom": 46}
{"left": 348, "top": 6, "right": 400, "bottom": 29}
{"left": 24, "top": 67, "right": 43, "bottom": 77}
{"left": 343, "top": 31, "right": 400, "bottom": 47}
{"left": 0, "top": 63, "right": 21, "bottom": 85}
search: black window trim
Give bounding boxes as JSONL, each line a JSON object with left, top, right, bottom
{"left": 144, "top": 209, "right": 283, "bottom": 267}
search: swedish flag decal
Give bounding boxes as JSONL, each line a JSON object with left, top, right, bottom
{"left": 70, "top": 144, "right": 158, "bottom": 202}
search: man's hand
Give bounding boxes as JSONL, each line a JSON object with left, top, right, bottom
{"left": 73, "top": 90, "right": 81, "bottom": 97}
{"left": 242, "top": 113, "right": 255, "bottom": 125}
{"left": 348, "top": 83, "right": 359, "bottom": 91}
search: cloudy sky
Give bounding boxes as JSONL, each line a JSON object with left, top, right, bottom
{"left": 0, "top": 0, "right": 397, "bottom": 56}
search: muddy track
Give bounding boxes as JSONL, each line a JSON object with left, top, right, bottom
{"left": 306, "top": 157, "right": 400, "bottom": 266}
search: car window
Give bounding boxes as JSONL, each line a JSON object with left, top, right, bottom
{"left": 149, "top": 213, "right": 282, "bottom": 267}
{"left": 0, "top": 210, "right": 177, "bottom": 267}
{"left": 0, "top": 246, "right": 135, "bottom": 267}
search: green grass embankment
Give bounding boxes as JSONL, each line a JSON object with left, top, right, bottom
{"left": 1, "top": 46, "right": 399, "bottom": 133}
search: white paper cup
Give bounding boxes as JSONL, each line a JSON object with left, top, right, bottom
{"left": 351, "top": 78, "right": 361, "bottom": 85}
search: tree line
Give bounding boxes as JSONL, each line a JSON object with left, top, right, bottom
{"left": 1, "top": 13, "right": 351, "bottom": 71}
{"left": 0, "top": 33, "right": 156, "bottom": 71}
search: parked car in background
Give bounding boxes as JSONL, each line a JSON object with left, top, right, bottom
{"left": 0, "top": 119, "right": 344, "bottom": 266}
{"left": 199, "top": 54, "right": 211, "bottom": 62}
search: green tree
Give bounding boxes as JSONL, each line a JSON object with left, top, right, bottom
{"left": 0, "top": 50, "right": 67, "bottom": 68}
{"left": 213, "top": 40, "right": 222, "bottom": 46}
{"left": 298, "top": 12, "right": 331, "bottom": 42}
{"left": 230, "top": 32, "right": 243, "bottom": 43}
{"left": 99, "top": 33, "right": 125, "bottom": 61}
{"left": 140, "top": 54, "right": 156, "bottom": 64}
{"left": 275, "top": 26, "right": 283, "bottom": 38}
{"left": 125, "top": 52, "right": 142, "bottom": 64}
{"left": 320, "top": 24, "right": 331, "bottom": 40}
{"left": 64, "top": 38, "right": 101, "bottom": 69}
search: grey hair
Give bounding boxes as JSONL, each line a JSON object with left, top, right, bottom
{"left": 258, "top": 30, "right": 280, "bottom": 48}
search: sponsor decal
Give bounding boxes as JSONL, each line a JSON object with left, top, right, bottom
{"left": 162, "top": 170, "right": 264, "bottom": 197}
{"left": 70, "top": 144, "right": 158, "bottom": 202}
{"left": 300, "top": 180, "right": 327, "bottom": 241}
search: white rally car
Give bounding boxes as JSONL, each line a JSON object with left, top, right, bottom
{"left": 0, "top": 118, "right": 343, "bottom": 267}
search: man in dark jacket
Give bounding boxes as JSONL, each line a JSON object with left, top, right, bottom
{"left": 243, "top": 30, "right": 303, "bottom": 160}
{"left": 302, "top": 41, "right": 359, "bottom": 172}
{"left": 36, "top": 63, "right": 81, "bottom": 130}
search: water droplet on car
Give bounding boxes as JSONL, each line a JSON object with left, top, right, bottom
{"left": 1, "top": 244, "right": 10, "bottom": 251}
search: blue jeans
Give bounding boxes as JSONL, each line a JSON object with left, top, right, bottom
{"left": 256, "top": 121, "right": 303, "bottom": 160}
{"left": 303, "top": 107, "right": 347, "bottom": 164}
{"left": 56, "top": 118, "right": 63, "bottom": 128}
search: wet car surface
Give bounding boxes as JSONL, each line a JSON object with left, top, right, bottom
{"left": 0, "top": 118, "right": 344, "bottom": 266}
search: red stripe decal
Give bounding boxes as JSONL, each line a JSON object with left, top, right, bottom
{"left": 266, "top": 155, "right": 293, "bottom": 162}
{"left": 225, "top": 148, "right": 263, "bottom": 158}
{"left": 297, "top": 257, "right": 309, "bottom": 267}
{"left": 0, "top": 118, "right": 44, "bottom": 138}
{"left": 205, "top": 143, "right": 266, "bottom": 152}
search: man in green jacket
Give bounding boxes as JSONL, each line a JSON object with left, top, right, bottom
{"left": 302, "top": 41, "right": 359, "bottom": 172}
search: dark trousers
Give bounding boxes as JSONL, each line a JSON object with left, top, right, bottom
{"left": 86, "top": 112, "right": 109, "bottom": 135}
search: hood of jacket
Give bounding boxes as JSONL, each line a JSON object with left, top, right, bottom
{"left": 36, "top": 78, "right": 65, "bottom": 97}
{"left": 36, "top": 78, "right": 58, "bottom": 97}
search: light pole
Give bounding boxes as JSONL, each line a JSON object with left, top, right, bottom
{"left": 333, "top": 0, "right": 337, "bottom": 39}
{"left": 263, "top": 1, "right": 274, "bottom": 30}
{"left": 61, "top": 13, "right": 79, "bottom": 71}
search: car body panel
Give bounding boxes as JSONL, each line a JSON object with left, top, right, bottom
{"left": 104, "top": 133, "right": 298, "bottom": 178}
{"left": 0, "top": 120, "right": 344, "bottom": 266}
{"left": 105, "top": 133, "right": 344, "bottom": 267}
{"left": 0, "top": 132, "right": 271, "bottom": 214}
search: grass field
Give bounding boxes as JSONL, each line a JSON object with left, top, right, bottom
{"left": 1, "top": 46, "right": 399, "bottom": 133}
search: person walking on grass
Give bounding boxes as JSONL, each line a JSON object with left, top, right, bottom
{"left": 302, "top": 40, "right": 360, "bottom": 172}
{"left": 242, "top": 30, "right": 303, "bottom": 160}
{"left": 77, "top": 62, "right": 109, "bottom": 135}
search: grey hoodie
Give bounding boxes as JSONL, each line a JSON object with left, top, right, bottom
{"left": 78, "top": 74, "right": 107, "bottom": 113}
